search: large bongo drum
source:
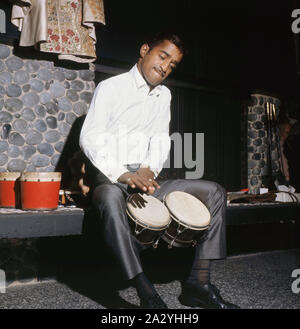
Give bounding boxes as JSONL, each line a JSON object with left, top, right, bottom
{"left": 162, "top": 191, "right": 211, "bottom": 248}
{"left": 20, "top": 172, "right": 61, "bottom": 210}
{"left": 126, "top": 193, "right": 171, "bottom": 247}
{"left": 0, "top": 172, "right": 21, "bottom": 208}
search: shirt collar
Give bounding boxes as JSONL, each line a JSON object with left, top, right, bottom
{"left": 129, "top": 64, "right": 162, "bottom": 96}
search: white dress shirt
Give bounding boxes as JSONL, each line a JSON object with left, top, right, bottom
{"left": 79, "top": 64, "right": 172, "bottom": 183}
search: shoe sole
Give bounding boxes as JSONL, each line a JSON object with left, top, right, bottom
{"left": 178, "top": 294, "right": 209, "bottom": 309}
{"left": 179, "top": 294, "right": 240, "bottom": 309}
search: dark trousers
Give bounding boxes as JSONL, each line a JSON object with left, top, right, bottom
{"left": 91, "top": 172, "right": 227, "bottom": 281}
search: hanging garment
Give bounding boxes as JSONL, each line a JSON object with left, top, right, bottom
{"left": 11, "top": 0, "right": 48, "bottom": 46}
{"left": 11, "top": 0, "right": 105, "bottom": 63}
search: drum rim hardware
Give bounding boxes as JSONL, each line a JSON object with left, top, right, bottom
{"left": 0, "top": 172, "right": 21, "bottom": 181}
{"left": 167, "top": 207, "right": 210, "bottom": 231}
{"left": 162, "top": 230, "right": 198, "bottom": 248}
{"left": 162, "top": 218, "right": 196, "bottom": 248}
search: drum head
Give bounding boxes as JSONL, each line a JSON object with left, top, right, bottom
{"left": 164, "top": 191, "right": 211, "bottom": 229}
{"left": 127, "top": 193, "right": 171, "bottom": 229}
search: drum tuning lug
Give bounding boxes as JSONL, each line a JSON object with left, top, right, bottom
{"left": 168, "top": 239, "right": 175, "bottom": 249}
{"left": 192, "top": 240, "right": 197, "bottom": 247}
{"left": 153, "top": 239, "right": 159, "bottom": 249}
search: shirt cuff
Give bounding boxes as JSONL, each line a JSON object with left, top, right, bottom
{"left": 140, "top": 163, "right": 159, "bottom": 178}
{"left": 151, "top": 168, "right": 159, "bottom": 178}
{"left": 104, "top": 166, "right": 129, "bottom": 183}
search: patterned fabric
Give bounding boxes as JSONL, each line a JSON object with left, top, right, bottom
{"left": 83, "top": 0, "right": 105, "bottom": 24}
{"left": 11, "top": 0, "right": 105, "bottom": 63}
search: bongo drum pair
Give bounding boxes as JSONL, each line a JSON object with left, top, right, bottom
{"left": 126, "top": 191, "right": 211, "bottom": 248}
{"left": 0, "top": 172, "right": 61, "bottom": 210}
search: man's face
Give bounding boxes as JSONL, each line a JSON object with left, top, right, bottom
{"left": 137, "top": 40, "right": 183, "bottom": 87}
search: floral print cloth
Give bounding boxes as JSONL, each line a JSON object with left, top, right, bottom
{"left": 11, "top": 0, "right": 105, "bottom": 63}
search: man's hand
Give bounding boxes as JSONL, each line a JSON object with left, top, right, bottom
{"left": 118, "top": 169, "right": 160, "bottom": 194}
{"left": 137, "top": 167, "right": 160, "bottom": 193}
{"left": 136, "top": 167, "right": 155, "bottom": 180}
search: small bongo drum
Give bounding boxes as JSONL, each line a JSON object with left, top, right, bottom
{"left": 162, "top": 191, "right": 211, "bottom": 248}
{"left": 20, "top": 172, "right": 61, "bottom": 210}
{"left": 126, "top": 193, "right": 171, "bottom": 247}
{"left": 0, "top": 172, "right": 21, "bottom": 208}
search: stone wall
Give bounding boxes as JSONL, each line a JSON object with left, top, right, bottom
{"left": 0, "top": 238, "right": 39, "bottom": 287}
{"left": 0, "top": 44, "right": 95, "bottom": 173}
{"left": 247, "top": 93, "right": 280, "bottom": 194}
{"left": 0, "top": 43, "right": 96, "bottom": 287}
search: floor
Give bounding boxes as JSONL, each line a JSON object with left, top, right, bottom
{"left": 0, "top": 249, "right": 299, "bottom": 309}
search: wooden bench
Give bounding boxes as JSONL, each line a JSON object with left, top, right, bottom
{"left": 0, "top": 206, "right": 84, "bottom": 239}
{"left": 226, "top": 202, "right": 300, "bottom": 226}
{"left": 1, "top": 202, "right": 299, "bottom": 239}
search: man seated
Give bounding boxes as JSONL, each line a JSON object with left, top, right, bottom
{"left": 79, "top": 32, "right": 239, "bottom": 309}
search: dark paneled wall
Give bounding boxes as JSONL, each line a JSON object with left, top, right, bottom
{"left": 97, "top": 0, "right": 298, "bottom": 96}
{"left": 168, "top": 86, "right": 242, "bottom": 190}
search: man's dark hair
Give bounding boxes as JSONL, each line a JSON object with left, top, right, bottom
{"left": 144, "top": 32, "right": 187, "bottom": 56}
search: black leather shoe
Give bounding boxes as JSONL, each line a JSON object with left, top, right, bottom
{"left": 179, "top": 282, "right": 240, "bottom": 309}
{"left": 140, "top": 294, "right": 168, "bottom": 309}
